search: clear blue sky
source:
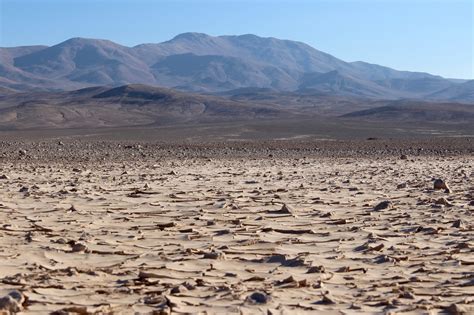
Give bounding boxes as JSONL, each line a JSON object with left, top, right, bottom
{"left": 1, "top": 0, "right": 472, "bottom": 79}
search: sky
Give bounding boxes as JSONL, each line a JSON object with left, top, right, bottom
{"left": 0, "top": 0, "right": 472, "bottom": 79}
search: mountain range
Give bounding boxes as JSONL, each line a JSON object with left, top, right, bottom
{"left": 1, "top": 33, "right": 472, "bottom": 102}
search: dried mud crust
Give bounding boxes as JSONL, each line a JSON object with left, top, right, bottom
{"left": 0, "top": 138, "right": 473, "bottom": 314}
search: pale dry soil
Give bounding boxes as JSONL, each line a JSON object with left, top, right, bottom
{"left": 0, "top": 154, "right": 473, "bottom": 314}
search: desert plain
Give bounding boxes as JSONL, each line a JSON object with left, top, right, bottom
{"left": 0, "top": 134, "right": 473, "bottom": 314}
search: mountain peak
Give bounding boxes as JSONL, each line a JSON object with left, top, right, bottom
{"left": 170, "top": 32, "right": 213, "bottom": 41}
{"left": 230, "top": 34, "right": 264, "bottom": 40}
{"left": 57, "top": 37, "right": 122, "bottom": 48}
{"left": 62, "top": 37, "right": 100, "bottom": 44}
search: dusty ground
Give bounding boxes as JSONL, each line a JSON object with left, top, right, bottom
{"left": 0, "top": 139, "right": 473, "bottom": 314}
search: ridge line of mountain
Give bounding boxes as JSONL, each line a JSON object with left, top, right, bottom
{"left": 1, "top": 33, "right": 472, "bottom": 102}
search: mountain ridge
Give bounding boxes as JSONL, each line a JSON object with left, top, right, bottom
{"left": 0, "top": 33, "right": 471, "bottom": 102}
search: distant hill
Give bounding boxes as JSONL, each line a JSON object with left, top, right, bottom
{"left": 341, "top": 100, "right": 474, "bottom": 123}
{"left": 1, "top": 33, "right": 470, "bottom": 101}
{"left": 0, "top": 84, "right": 293, "bottom": 129}
{"left": 0, "top": 84, "right": 472, "bottom": 130}
{"left": 427, "top": 80, "right": 474, "bottom": 102}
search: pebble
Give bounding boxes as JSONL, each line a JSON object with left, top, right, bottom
{"left": 452, "top": 219, "right": 465, "bottom": 229}
{"left": 247, "top": 291, "right": 270, "bottom": 304}
{"left": 373, "top": 200, "right": 393, "bottom": 211}
{"left": 19, "top": 186, "right": 29, "bottom": 193}
{"left": 307, "top": 265, "right": 325, "bottom": 273}
{"left": 0, "top": 290, "right": 24, "bottom": 313}
{"left": 170, "top": 285, "right": 187, "bottom": 295}
{"left": 279, "top": 204, "right": 294, "bottom": 214}
{"left": 71, "top": 242, "right": 88, "bottom": 253}
{"left": 434, "top": 179, "right": 451, "bottom": 193}
{"left": 203, "top": 251, "right": 225, "bottom": 260}
{"left": 444, "top": 303, "right": 468, "bottom": 315}
{"left": 435, "top": 197, "right": 453, "bottom": 207}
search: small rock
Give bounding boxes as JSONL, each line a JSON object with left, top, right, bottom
{"left": 399, "top": 291, "right": 415, "bottom": 299}
{"left": 182, "top": 281, "right": 196, "bottom": 290}
{"left": 373, "top": 255, "right": 395, "bottom": 264}
{"left": 400, "top": 154, "right": 408, "bottom": 160}
{"left": 170, "top": 285, "right": 187, "bottom": 295}
{"left": 71, "top": 242, "right": 87, "bottom": 253}
{"left": 444, "top": 303, "right": 468, "bottom": 315}
{"left": 55, "top": 238, "right": 67, "bottom": 244}
{"left": 244, "top": 180, "right": 258, "bottom": 184}
{"left": 452, "top": 219, "right": 465, "bottom": 229}
{"left": 435, "top": 197, "right": 453, "bottom": 207}
{"left": 307, "top": 265, "right": 325, "bottom": 273}
{"left": 373, "top": 200, "right": 393, "bottom": 211}
{"left": 0, "top": 174, "right": 9, "bottom": 180}
{"left": 397, "top": 183, "right": 407, "bottom": 189}
{"left": 224, "top": 272, "right": 237, "bottom": 277}
{"left": 143, "top": 295, "right": 166, "bottom": 305}
{"left": 203, "top": 251, "right": 225, "bottom": 260}
{"left": 0, "top": 290, "right": 24, "bottom": 312}
{"left": 18, "top": 149, "right": 26, "bottom": 156}
{"left": 320, "top": 291, "right": 336, "bottom": 304}
{"left": 247, "top": 291, "right": 270, "bottom": 304}
{"left": 7, "top": 291, "right": 24, "bottom": 305}
{"left": 275, "top": 275, "right": 297, "bottom": 286}
{"left": 279, "top": 204, "right": 293, "bottom": 214}
{"left": 19, "top": 186, "right": 29, "bottom": 193}
{"left": 434, "top": 179, "right": 451, "bottom": 193}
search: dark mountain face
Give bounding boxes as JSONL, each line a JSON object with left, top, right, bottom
{"left": 0, "top": 33, "right": 471, "bottom": 101}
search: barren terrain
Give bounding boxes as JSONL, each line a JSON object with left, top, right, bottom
{"left": 0, "top": 137, "right": 472, "bottom": 314}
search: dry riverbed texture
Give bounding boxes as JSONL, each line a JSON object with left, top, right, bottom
{"left": 0, "top": 139, "right": 473, "bottom": 314}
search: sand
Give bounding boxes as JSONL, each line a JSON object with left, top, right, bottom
{"left": 0, "top": 139, "right": 473, "bottom": 314}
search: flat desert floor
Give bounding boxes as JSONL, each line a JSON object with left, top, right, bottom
{"left": 0, "top": 138, "right": 473, "bottom": 314}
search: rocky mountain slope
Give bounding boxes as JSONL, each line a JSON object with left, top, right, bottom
{"left": 1, "top": 33, "right": 470, "bottom": 101}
